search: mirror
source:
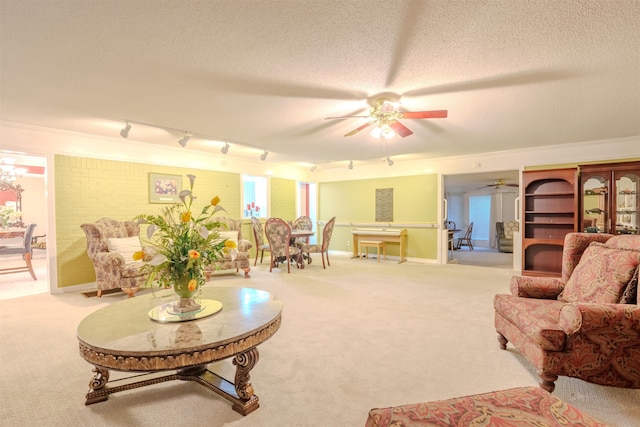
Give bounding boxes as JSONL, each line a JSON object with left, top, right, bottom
{"left": 0, "top": 181, "right": 24, "bottom": 228}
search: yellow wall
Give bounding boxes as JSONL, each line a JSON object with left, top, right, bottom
{"left": 55, "top": 155, "right": 242, "bottom": 288}
{"left": 319, "top": 174, "right": 439, "bottom": 259}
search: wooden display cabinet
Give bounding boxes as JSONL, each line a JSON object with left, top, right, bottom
{"left": 579, "top": 161, "right": 640, "bottom": 235}
{"left": 522, "top": 168, "right": 578, "bottom": 277}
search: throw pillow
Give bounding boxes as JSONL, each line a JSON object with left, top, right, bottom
{"left": 620, "top": 266, "right": 639, "bottom": 304}
{"left": 559, "top": 242, "right": 640, "bottom": 303}
{"left": 218, "top": 230, "right": 239, "bottom": 246}
{"left": 107, "top": 236, "right": 143, "bottom": 266}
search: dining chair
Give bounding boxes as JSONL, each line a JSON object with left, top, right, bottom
{"left": 455, "top": 222, "right": 474, "bottom": 251}
{"left": 264, "top": 217, "right": 301, "bottom": 273}
{"left": 251, "top": 216, "right": 271, "bottom": 266}
{"left": 300, "top": 216, "right": 336, "bottom": 269}
{"left": 292, "top": 215, "right": 313, "bottom": 246}
{"left": 0, "top": 223, "right": 38, "bottom": 280}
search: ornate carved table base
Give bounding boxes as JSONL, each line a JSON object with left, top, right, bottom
{"left": 85, "top": 348, "right": 260, "bottom": 416}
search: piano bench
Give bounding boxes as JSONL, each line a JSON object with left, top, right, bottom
{"left": 360, "top": 240, "right": 386, "bottom": 262}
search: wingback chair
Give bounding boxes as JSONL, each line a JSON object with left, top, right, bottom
{"left": 301, "top": 216, "right": 336, "bottom": 269}
{"left": 80, "top": 218, "right": 148, "bottom": 297}
{"left": 494, "top": 232, "right": 640, "bottom": 392}
{"left": 204, "top": 217, "right": 252, "bottom": 278}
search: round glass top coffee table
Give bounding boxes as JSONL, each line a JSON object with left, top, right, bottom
{"left": 77, "top": 286, "right": 282, "bottom": 415}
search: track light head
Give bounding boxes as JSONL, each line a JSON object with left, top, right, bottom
{"left": 120, "top": 122, "right": 131, "bottom": 138}
{"left": 259, "top": 150, "right": 269, "bottom": 161}
{"left": 310, "top": 165, "right": 317, "bottom": 172}
{"left": 348, "top": 160, "right": 353, "bottom": 170}
{"left": 386, "top": 157, "right": 394, "bottom": 166}
{"left": 221, "top": 142, "right": 230, "bottom": 154}
{"left": 178, "top": 132, "right": 191, "bottom": 147}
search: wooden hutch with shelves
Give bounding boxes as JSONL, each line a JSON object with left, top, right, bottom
{"left": 522, "top": 168, "right": 578, "bottom": 277}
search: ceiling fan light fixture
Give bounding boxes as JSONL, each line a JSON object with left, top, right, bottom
{"left": 380, "top": 124, "right": 395, "bottom": 139}
{"left": 178, "top": 132, "right": 191, "bottom": 147}
{"left": 371, "top": 124, "right": 395, "bottom": 139}
{"left": 120, "top": 121, "right": 131, "bottom": 138}
{"left": 221, "top": 142, "right": 230, "bottom": 154}
{"left": 260, "top": 150, "right": 268, "bottom": 161}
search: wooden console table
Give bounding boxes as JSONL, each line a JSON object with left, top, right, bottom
{"left": 351, "top": 228, "right": 408, "bottom": 263}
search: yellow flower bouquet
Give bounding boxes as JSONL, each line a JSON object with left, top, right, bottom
{"left": 134, "top": 174, "right": 236, "bottom": 309}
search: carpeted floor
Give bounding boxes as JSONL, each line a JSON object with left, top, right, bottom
{"left": 1, "top": 255, "right": 638, "bottom": 426}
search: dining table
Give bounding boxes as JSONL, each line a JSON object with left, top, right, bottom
{"left": 280, "top": 229, "right": 314, "bottom": 269}
{"left": 0, "top": 228, "right": 26, "bottom": 239}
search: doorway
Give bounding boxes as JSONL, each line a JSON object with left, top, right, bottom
{"left": 0, "top": 152, "right": 48, "bottom": 299}
{"left": 443, "top": 170, "right": 519, "bottom": 268}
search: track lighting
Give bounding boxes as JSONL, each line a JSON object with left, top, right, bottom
{"left": 120, "top": 121, "right": 131, "bottom": 138}
{"left": 260, "top": 150, "right": 269, "bottom": 161}
{"left": 348, "top": 160, "right": 353, "bottom": 170}
{"left": 221, "top": 142, "right": 230, "bottom": 154}
{"left": 178, "top": 132, "right": 191, "bottom": 147}
{"left": 386, "top": 157, "right": 394, "bottom": 166}
{"left": 310, "top": 165, "right": 317, "bottom": 172}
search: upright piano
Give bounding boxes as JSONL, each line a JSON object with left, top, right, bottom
{"left": 351, "top": 228, "right": 408, "bottom": 263}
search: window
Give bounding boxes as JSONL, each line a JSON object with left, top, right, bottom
{"left": 242, "top": 175, "right": 268, "bottom": 219}
{"left": 469, "top": 195, "right": 490, "bottom": 242}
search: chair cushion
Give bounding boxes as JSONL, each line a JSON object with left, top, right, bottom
{"left": 218, "top": 230, "right": 239, "bottom": 246}
{"left": 559, "top": 242, "right": 640, "bottom": 303}
{"left": 107, "top": 236, "right": 143, "bottom": 266}
{"left": 503, "top": 220, "right": 518, "bottom": 238}
{"left": 494, "top": 294, "right": 567, "bottom": 351}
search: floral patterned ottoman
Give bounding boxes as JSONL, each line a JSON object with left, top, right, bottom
{"left": 365, "top": 387, "right": 608, "bottom": 426}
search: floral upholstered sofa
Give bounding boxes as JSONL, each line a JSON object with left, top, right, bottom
{"left": 494, "top": 232, "right": 640, "bottom": 392}
{"left": 205, "top": 217, "right": 252, "bottom": 278}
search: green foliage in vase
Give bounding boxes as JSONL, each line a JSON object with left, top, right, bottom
{"left": 134, "top": 174, "right": 236, "bottom": 291}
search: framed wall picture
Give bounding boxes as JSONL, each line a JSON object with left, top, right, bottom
{"left": 149, "top": 173, "right": 182, "bottom": 203}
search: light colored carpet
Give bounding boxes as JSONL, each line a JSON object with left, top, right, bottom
{"left": 1, "top": 255, "right": 638, "bottom": 426}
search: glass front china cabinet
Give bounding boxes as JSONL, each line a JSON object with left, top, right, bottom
{"left": 580, "top": 161, "right": 640, "bottom": 235}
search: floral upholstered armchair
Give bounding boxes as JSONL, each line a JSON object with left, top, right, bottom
{"left": 496, "top": 220, "right": 518, "bottom": 253}
{"left": 494, "top": 232, "right": 640, "bottom": 392}
{"left": 204, "top": 217, "right": 252, "bottom": 278}
{"left": 80, "top": 218, "right": 149, "bottom": 297}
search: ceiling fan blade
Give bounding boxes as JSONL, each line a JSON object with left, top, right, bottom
{"left": 325, "top": 115, "right": 370, "bottom": 120}
{"left": 344, "top": 121, "right": 376, "bottom": 137}
{"left": 401, "top": 110, "right": 448, "bottom": 119}
{"left": 389, "top": 120, "right": 413, "bottom": 137}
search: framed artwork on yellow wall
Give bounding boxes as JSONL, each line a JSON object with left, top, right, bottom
{"left": 149, "top": 173, "right": 182, "bottom": 203}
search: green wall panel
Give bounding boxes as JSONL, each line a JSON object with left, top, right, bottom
{"left": 270, "top": 177, "right": 296, "bottom": 220}
{"left": 319, "top": 174, "right": 439, "bottom": 260}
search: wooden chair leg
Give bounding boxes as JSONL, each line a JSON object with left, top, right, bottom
{"left": 25, "top": 253, "right": 37, "bottom": 280}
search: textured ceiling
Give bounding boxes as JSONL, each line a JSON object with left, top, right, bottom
{"left": 1, "top": 0, "right": 639, "bottom": 170}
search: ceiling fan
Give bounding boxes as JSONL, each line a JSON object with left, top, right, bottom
{"left": 478, "top": 179, "right": 519, "bottom": 189}
{"left": 325, "top": 98, "right": 448, "bottom": 138}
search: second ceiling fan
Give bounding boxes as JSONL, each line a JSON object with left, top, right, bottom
{"left": 325, "top": 98, "right": 448, "bottom": 138}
